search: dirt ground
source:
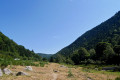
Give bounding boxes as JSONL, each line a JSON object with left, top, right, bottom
{"left": 0, "top": 63, "right": 119, "bottom": 80}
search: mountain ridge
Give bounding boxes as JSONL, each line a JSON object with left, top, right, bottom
{"left": 56, "top": 11, "right": 120, "bottom": 56}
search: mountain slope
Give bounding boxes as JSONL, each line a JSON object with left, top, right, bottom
{"left": 56, "top": 11, "right": 120, "bottom": 56}
{"left": 0, "top": 31, "right": 41, "bottom": 60}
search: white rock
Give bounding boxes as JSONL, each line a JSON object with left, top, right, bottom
{"left": 0, "top": 69, "right": 3, "bottom": 76}
{"left": 25, "top": 66, "right": 33, "bottom": 71}
{"left": 3, "top": 68, "right": 12, "bottom": 75}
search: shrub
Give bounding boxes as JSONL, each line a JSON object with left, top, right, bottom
{"left": 40, "top": 61, "right": 45, "bottom": 67}
{"left": 0, "top": 61, "right": 9, "bottom": 69}
{"left": 115, "top": 77, "right": 120, "bottom": 80}
{"left": 68, "top": 69, "right": 74, "bottom": 77}
{"left": 66, "top": 59, "right": 74, "bottom": 65}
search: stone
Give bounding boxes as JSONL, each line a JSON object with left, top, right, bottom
{"left": 60, "top": 65, "right": 67, "bottom": 68}
{"left": 102, "top": 67, "right": 117, "bottom": 71}
{"left": 53, "top": 70, "right": 59, "bottom": 73}
{"left": 16, "top": 71, "right": 28, "bottom": 76}
{"left": 3, "top": 68, "right": 12, "bottom": 75}
{"left": 0, "top": 69, "right": 3, "bottom": 76}
{"left": 25, "top": 66, "right": 33, "bottom": 71}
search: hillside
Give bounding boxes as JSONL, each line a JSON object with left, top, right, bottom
{"left": 56, "top": 11, "right": 120, "bottom": 56}
{"left": 37, "top": 53, "right": 53, "bottom": 59}
{"left": 0, "top": 32, "right": 41, "bottom": 61}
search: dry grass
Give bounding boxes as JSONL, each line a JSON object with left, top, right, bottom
{"left": 0, "top": 63, "right": 119, "bottom": 80}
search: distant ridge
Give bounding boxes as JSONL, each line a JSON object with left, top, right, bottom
{"left": 37, "top": 53, "right": 53, "bottom": 59}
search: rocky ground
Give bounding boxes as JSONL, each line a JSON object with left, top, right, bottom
{"left": 0, "top": 63, "right": 119, "bottom": 80}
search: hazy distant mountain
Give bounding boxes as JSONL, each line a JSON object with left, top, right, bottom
{"left": 37, "top": 53, "right": 53, "bottom": 59}
{"left": 56, "top": 11, "right": 120, "bottom": 56}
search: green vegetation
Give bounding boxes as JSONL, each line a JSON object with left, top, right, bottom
{"left": 39, "top": 61, "right": 48, "bottom": 67}
{"left": 115, "top": 77, "right": 120, "bottom": 80}
{"left": 0, "top": 32, "right": 41, "bottom": 61}
{"left": 68, "top": 69, "right": 74, "bottom": 77}
{"left": 51, "top": 11, "right": 120, "bottom": 66}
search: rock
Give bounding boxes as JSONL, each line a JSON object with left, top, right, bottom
{"left": 16, "top": 71, "right": 28, "bottom": 76}
{"left": 53, "top": 70, "right": 59, "bottom": 73}
{"left": 3, "top": 68, "right": 12, "bottom": 75}
{"left": 60, "top": 65, "right": 67, "bottom": 68}
{"left": 0, "top": 69, "right": 3, "bottom": 76}
{"left": 25, "top": 66, "right": 33, "bottom": 71}
{"left": 102, "top": 67, "right": 118, "bottom": 71}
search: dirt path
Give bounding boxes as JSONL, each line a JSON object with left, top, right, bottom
{"left": 52, "top": 73, "right": 58, "bottom": 80}
{"left": 51, "top": 67, "right": 58, "bottom": 80}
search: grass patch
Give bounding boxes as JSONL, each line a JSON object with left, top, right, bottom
{"left": 39, "top": 61, "right": 48, "bottom": 67}
{"left": 59, "top": 63, "right": 77, "bottom": 68}
{"left": 82, "top": 67, "right": 120, "bottom": 76}
{"left": 68, "top": 69, "right": 74, "bottom": 78}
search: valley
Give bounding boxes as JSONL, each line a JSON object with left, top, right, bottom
{"left": 0, "top": 63, "right": 119, "bottom": 80}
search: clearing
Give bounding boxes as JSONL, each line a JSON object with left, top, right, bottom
{"left": 0, "top": 63, "right": 119, "bottom": 80}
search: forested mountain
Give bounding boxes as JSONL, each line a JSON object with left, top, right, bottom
{"left": 56, "top": 11, "right": 120, "bottom": 56}
{"left": 0, "top": 32, "right": 41, "bottom": 61}
{"left": 37, "top": 53, "right": 53, "bottom": 59}
{"left": 53, "top": 11, "right": 120, "bottom": 65}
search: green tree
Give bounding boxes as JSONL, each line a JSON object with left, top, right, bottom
{"left": 113, "top": 45, "right": 120, "bottom": 65}
{"left": 95, "top": 42, "right": 115, "bottom": 64}
{"left": 71, "top": 47, "right": 90, "bottom": 65}
{"left": 42, "top": 57, "right": 48, "bottom": 61}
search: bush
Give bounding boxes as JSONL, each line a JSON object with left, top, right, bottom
{"left": 0, "top": 61, "right": 9, "bottom": 69}
{"left": 115, "top": 77, "right": 120, "bottom": 80}
{"left": 40, "top": 61, "right": 46, "bottom": 67}
{"left": 66, "top": 59, "right": 74, "bottom": 65}
{"left": 68, "top": 69, "right": 74, "bottom": 77}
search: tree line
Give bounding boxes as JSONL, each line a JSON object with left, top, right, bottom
{"left": 50, "top": 42, "right": 120, "bottom": 65}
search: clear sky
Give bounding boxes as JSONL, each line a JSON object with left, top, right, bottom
{"left": 0, "top": 0, "right": 120, "bottom": 54}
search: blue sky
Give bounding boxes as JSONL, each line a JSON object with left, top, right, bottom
{"left": 0, "top": 0, "right": 120, "bottom": 54}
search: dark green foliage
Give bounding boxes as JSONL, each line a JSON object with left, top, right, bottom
{"left": 49, "top": 56, "right": 54, "bottom": 62}
{"left": 71, "top": 47, "right": 90, "bottom": 65}
{"left": 42, "top": 57, "right": 48, "bottom": 61}
{"left": 54, "top": 54, "right": 66, "bottom": 63}
{"left": 95, "top": 42, "right": 115, "bottom": 64}
{"left": 0, "top": 32, "right": 41, "bottom": 61}
{"left": 113, "top": 45, "right": 120, "bottom": 65}
{"left": 65, "top": 58, "right": 74, "bottom": 65}
{"left": 0, "top": 61, "right": 9, "bottom": 70}
{"left": 115, "top": 77, "right": 120, "bottom": 80}
{"left": 114, "top": 45, "right": 120, "bottom": 55}
{"left": 88, "top": 49, "right": 96, "bottom": 60}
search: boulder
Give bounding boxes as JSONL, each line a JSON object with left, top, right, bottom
{"left": 3, "top": 68, "right": 12, "bottom": 75}
{"left": 0, "top": 69, "right": 3, "bottom": 76}
{"left": 25, "top": 66, "right": 33, "bottom": 71}
{"left": 16, "top": 71, "right": 28, "bottom": 76}
{"left": 102, "top": 67, "right": 118, "bottom": 71}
